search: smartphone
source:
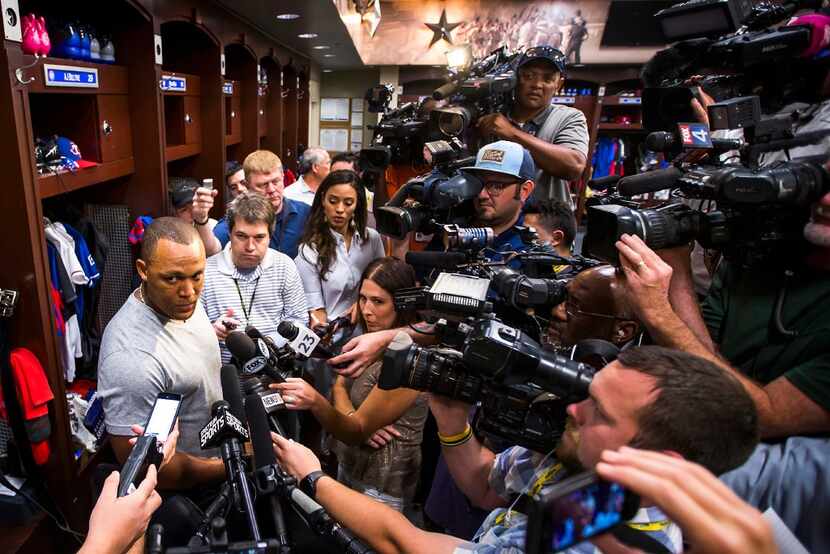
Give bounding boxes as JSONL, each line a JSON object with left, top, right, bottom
{"left": 525, "top": 471, "right": 640, "bottom": 554}
{"left": 144, "top": 392, "right": 182, "bottom": 442}
{"left": 117, "top": 392, "right": 181, "bottom": 497}
{"left": 202, "top": 178, "right": 214, "bottom": 190}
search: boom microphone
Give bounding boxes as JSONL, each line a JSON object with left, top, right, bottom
{"left": 617, "top": 166, "right": 683, "bottom": 196}
{"left": 405, "top": 250, "right": 468, "bottom": 270}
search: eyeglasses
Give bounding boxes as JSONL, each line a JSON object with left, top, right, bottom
{"left": 523, "top": 46, "right": 566, "bottom": 68}
{"left": 482, "top": 180, "right": 520, "bottom": 197}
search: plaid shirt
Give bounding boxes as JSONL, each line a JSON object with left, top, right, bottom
{"left": 452, "top": 446, "right": 683, "bottom": 554}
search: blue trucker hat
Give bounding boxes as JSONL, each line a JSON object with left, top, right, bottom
{"left": 462, "top": 140, "right": 537, "bottom": 182}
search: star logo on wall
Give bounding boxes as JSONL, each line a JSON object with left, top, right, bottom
{"left": 425, "top": 9, "right": 460, "bottom": 48}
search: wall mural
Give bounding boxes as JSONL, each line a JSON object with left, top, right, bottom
{"left": 335, "top": 0, "right": 663, "bottom": 66}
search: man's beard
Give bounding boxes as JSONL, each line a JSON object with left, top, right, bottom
{"left": 555, "top": 417, "right": 584, "bottom": 472}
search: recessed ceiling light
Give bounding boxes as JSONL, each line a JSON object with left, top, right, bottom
{"left": 276, "top": 13, "right": 300, "bottom": 20}
{"left": 323, "top": 54, "right": 336, "bottom": 58}
{"left": 298, "top": 33, "right": 318, "bottom": 39}
{"left": 312, "top": 45, "right": 330, "bottom": 50}
{"left": 322, "top": 69, "right": 333, "bottom": 73}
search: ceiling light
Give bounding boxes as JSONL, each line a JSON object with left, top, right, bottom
{"left": 276, "top": 13, "right": 300, "bottom": 20}
{"left": 312, "top": 45, "right": 330, "bottom": 50}
{"left": 298, "top": 33, "right": 318, "bottom": 39}
{"left": 322, "top": 69, "right": 333, "bottom": 73}
{"left": 323, "top": 54, "right": 336, "bottom": 58}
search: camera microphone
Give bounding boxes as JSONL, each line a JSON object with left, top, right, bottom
{"left": 433, "top": 81, "right": 459, "bottom": 100}
{"left": 645, "top": 131, "right": 743, "bottom": 154}
{"left": 405, "top": 250, "right": 468, "bottom": 270}
{"left": 617, "top": 166, "right": 683, "bottom": 196}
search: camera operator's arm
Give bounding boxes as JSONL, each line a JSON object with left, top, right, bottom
{"left": 191, "top": 187, "right": 222, "bottom": 256}
{"left": 591, "top": 447, "right": 776, "bottom": 554}
{"left": 478, "top": 114, "right": 587, "bottom": 181}
{"left": 329, "top": 325, "right": 439, "bottom": 378}
{"left": 617, "top": 234, "right": 830, "bottom": 438}
{"left": 272, "top": 433, "right": 464, "bottom": 554}
{"left": 428, "top": 395, "right": 508, "bottom": 511}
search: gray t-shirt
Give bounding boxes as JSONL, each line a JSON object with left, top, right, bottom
{"left": 97, "top": 292, "right": 222, "bottom": 456}
{"left": 509, "top": 104, "right": 590, "bottom": 209}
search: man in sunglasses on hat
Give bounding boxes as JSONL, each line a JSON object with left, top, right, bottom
{"left": 477, "top": 45, "right": 589, "bottom": 210}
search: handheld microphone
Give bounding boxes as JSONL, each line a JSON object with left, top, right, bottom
{"left": 405, "top": 251, "right": 468, "bottom": 270}
{"left": 246, "top": 394, "right": 290, "bottom": 547}
{"left": 277, "top": 320, "right": 337, "bottom": 360}
{"left": 226, "top": 331, "right": 270, "bottom": 376}
{"left": 200, "top": 364, "right": 260, "bottom": 541}
{"left": 245, "top": 392, "right": 373, "bottom": 554}
{"left": 617, "top": 166, "right": 683, "bottom": 197}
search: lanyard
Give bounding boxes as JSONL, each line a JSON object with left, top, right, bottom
{"left": 233, "top": 277, "right": 260, "bottom": 323}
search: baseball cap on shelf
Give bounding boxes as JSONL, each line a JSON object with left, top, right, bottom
{"left": 519, "top": 45, "right": 567, "bottom": 74}
{"left": 55, "top": 136, "right": 97, "bottom": 170}
{"left": 462, "top": 140, "right": 537, "bottom": 182}
{"left": 168, "top": 177, "right": 200, "bottom": 209}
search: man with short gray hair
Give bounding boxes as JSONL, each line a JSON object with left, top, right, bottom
{"left": 284, "top": 146, "right": 331, "bottom": 206}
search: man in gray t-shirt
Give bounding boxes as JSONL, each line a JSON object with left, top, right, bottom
{"left": 477, "top": 45, "right": 589, "bottom": 209}
{"left": 98, "top": 217, "right": 225, "bottom": 489}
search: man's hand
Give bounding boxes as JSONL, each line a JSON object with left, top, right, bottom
{"left": 615, "top": 234, "right": 673, "bottom": 323}
{"left": 329, "top": 329, "right": 396, "bottom": 378}
{"left": 366, "top": 424, "right": 402, "bottom": 449}
{"left": 212, "top": 308, "right": 240, "bottom": 340}
{"left": 689, "top": 85, "right": 716, "bottom": 127}
{"left": 271, "top": 432, "right": 321, "bottom": 481}
{"left": 592, "top": 447, "right": 776, "bottom": 554}
{"left": 477, "top": 113, "right": 517, "bottom": 141}
{"left": 128, "top": 421, "right": 180, "bottom": 472}
{"left": 428, "top": 394, "right": 472, "bottom": 436}
{"left": 81, "top": 466, "right": 162, "bottom": 554}
{"left": 191, "top": 187, "right": 217, "bottom": 225}
{"left": 271, "top": 378, "right": 325, "bottom": 411}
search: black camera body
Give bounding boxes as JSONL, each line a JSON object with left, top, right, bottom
{"left": 378, "top": 318, "right": 594, "bottom": 452}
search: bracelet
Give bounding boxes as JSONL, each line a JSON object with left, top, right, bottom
{"left": 194, "top": 217, "right": 209, "bottom": 226}
{"left": 438, "top": 424, "right": 472, "bottom": 447}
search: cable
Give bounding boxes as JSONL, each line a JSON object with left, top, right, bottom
{"left": 0, "top": 470, "right": 85, "bottom": 543}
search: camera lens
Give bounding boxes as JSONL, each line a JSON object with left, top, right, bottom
{"left": 409, "top": 348, "right": 482, "bottom": 403}
{"left": 443, "top": 226, "right": 494, "bottom": 250}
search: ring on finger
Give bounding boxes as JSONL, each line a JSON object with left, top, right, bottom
{"left": 636, "top": 260, "right": 646, "bottom": 269}
{"left": 283, "top": 394, "right": 295, "bottom": 404}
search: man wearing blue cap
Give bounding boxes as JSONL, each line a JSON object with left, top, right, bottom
{"left": 477, "top": 46, "right": 589, "bottom": 209}
{"left": 390, "top": 140, "right": 537, "bottom": 264}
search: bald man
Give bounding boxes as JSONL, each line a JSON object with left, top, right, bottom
{"left": 547, "top": 264, "right": 641, "bottom": 348}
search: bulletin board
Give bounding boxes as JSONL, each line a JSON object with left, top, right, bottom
{"left": 320, "top": 96, "right": 365, "bottom": 153}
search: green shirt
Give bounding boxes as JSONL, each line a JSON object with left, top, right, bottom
{"left": 702, "top": 262, "right": 830, "bottom": 410}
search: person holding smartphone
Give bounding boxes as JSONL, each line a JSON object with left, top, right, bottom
{"left": 79, "top": 422, "right": 179, "bottom": 554}
{"left": 271, "top": 346, "right": 760, "bottom": 554}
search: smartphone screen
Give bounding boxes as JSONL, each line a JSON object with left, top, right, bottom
{"left": 550, "top": 478, "right": 637, "bottom": 551}
{"left": 144, "top": 393, "right": 182, "bottom": 442}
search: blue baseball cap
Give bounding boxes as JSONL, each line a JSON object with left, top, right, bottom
{"left": 462, "top": 140, "right": 537, "bottom": 182}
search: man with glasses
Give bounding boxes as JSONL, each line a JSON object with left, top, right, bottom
{"left": 212, "top": 150, "right": 311, "bottom": 259}
{"left": 391, "top": 140, "right": 537, "bottom": 266}
{"left": 476, "top": 46, "right": 589, "bottom": 209}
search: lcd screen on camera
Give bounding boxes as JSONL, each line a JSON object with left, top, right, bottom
{"left": 550, "top": 481, "right": 627, "bottom": 550}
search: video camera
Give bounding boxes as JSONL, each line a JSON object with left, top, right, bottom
{"left": 642, "top": 0, "right": 830, "bottom": 126}
{"left": 583, "top": 96, "right": 830, "bottom": 265}
{"left": 375, "top": 139, "right": 481, "bottom": 239}
{"left": 378, "top": 316, "right": 594, "bottom": 453}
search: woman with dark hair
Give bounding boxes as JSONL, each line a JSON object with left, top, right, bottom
{"left": 272, "top": 257, "right": 427, "bottom": 514}
{"left": 295, "top": 170, "right": 385, "bottom": 329}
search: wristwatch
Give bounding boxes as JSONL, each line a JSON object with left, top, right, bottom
{"left": 300, "top": 470, "right": 326, "bottom": 499}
